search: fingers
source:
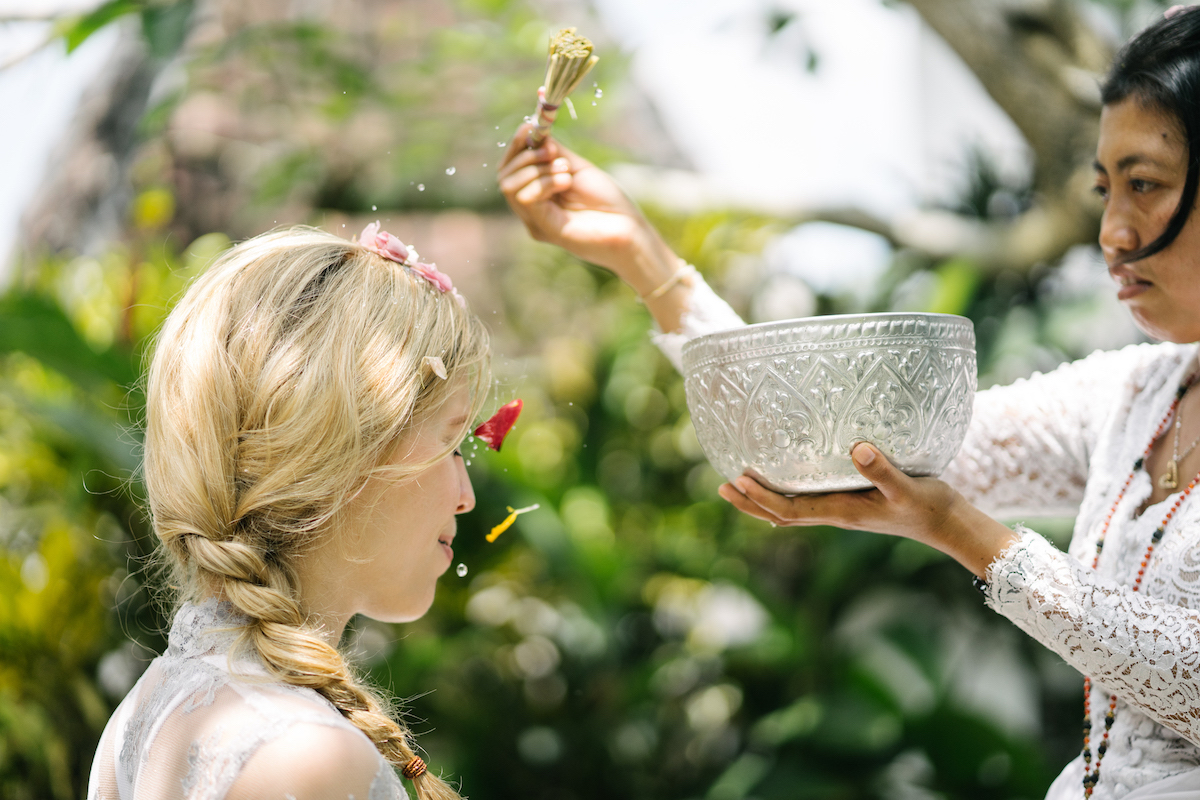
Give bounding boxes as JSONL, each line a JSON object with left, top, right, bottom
{"left": 499, "top": 123, "right": 537, "bottom": 170}
{"left": 722, "top": 477, "right": 834, "bottom": 526}
{"left": 849, "top": 442, "right": 912, "bottom": 502}
{"left": 718, "top": 483, "right": 790, "bottom": 526}
{"left": 514, "top": 172, "right": 573, "bottom": 206}
{"left": 498, "top": 158, "right": 571, "bottom": 199}
{"left": 498, "top": 143, "right": 559, "bottom": 180}
{"left": 729, "top": 476, "right": 803, "bottom": 520}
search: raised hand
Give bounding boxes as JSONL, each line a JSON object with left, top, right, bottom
{"left": 497, "top": 124, "right": 679, "bottom": 297}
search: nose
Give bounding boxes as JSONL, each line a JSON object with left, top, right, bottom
{"left": 455, "top": 455, "right": 475, "bottom": 514}
{"left": 1099, "top": 201, "right": 1139, "bottom": 265}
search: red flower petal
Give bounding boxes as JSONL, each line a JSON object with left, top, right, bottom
{"left": 474, "top": 399, "right": 523, "bottom": 451}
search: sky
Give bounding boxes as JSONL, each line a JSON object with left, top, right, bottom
{"left": 590, "top": 0, "right": 1032, "bottom": 297}
{"left": 0, "top": 5, "right": 117, "bottom": 285}
{"left": 592, "top": 0, "right": 1031, "bottom": 217}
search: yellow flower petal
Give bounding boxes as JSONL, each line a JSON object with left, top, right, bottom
{"left": 485, "top": 504, "right": 540, "bottom": 543}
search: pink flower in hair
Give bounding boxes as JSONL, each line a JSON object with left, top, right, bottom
{"left": 357, "top": 221, "right": 462, "bottom": 303}
{"left": 359, "top": 221, "right": 410, "bottom": 263}
{"left": 410, "top": 261, "right": 454, "bottom": 294}
{"left": 1167, "top": 4, "right": 1194, "bottom": 18}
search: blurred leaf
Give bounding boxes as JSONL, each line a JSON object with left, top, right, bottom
{"left": 132, "top": 188, "right": 175, "bottom": 231}
{"left": 141, "top": 0, "right": 194, "bottom": 60}
{"left": 59, "top": 0, "right": 194, "bottom": 59}
{"left": 60, "top": 0, "right": 140, "bottom": 53}
{"left": 0, "top": 293, "right": 137, "bottom": 391}
{"left": 928, "top": 258, "right": 981, "bottom": 316}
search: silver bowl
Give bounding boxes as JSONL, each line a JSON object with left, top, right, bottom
{"left": 682, "top": 313, "right": 976, "bottom": 494}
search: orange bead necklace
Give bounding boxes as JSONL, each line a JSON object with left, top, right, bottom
{"left": 1081, "top": 374, "right": 1200, "bottom": 797}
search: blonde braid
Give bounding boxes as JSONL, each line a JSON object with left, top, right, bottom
{"left": 145, "top": 227, "right": 487, "bottom": 799}
{"left": 180, "top": 524, "right": 462, "bottom": 798}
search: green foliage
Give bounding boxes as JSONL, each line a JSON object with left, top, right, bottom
{"left": 59, "top": 0, "right": 195, "bottom": 59}
{"left": 2, "top": 1, "right": 1108, "bottom": 798}
{"left": 0, "top": 225, "right": 1075, "bottom": 799}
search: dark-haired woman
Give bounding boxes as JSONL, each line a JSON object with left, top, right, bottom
{"left": 500, "top": 9, "right": 1200, "bottom": 798}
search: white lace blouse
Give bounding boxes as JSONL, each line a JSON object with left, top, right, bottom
{"left": 87, "top": 600, "right": 407, "bottom": 800}
{"left": 655, "top": 276, "right": 1200, "bottom": 800}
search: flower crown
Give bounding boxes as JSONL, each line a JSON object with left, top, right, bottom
{"left": 358, "top": 221, "right": 466, "bottom": 308}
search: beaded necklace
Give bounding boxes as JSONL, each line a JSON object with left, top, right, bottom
{"left": 1080, "top": 373, "right": 1200, "bottom": 797}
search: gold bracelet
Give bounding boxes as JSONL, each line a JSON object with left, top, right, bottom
{"left": 640, "top": 259, "right": 690, "bottom": 302}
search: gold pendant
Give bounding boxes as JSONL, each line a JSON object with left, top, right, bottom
{"left": 1161, "top": 459, "right": 1180, "bottom": 490}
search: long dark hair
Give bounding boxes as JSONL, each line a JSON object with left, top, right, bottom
{"left": 1101, "top": 9, "right": 1200, "bottom": 262}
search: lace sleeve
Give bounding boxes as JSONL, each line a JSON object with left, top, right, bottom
{"left": 650, "top": 265, "right": 746, "bottom": 372}
{"left": 940, "top": 345, "right": 1160, "bottom": 519}
{"left": 985, "top": 527, "right": 1200, "bottom": 747}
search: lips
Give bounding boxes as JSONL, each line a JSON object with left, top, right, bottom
{"left": 1110, "top": 267, "right": 1152, "bottom": 300}
{"left": 437, "top": 531, "right": 455, "bottom": 561}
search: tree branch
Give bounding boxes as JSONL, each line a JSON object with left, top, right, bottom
{"left": 905, "top": 0, "right": 1111, "bottom": 192}
{"left": 612, "top": 163, "right": 1099, "bottom": 274}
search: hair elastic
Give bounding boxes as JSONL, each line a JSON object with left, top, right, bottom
{"left": 401, "top": 757, "right": 428, "bottom": 781}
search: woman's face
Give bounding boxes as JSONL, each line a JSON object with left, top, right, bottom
{"left": 1096, "top": 97, "right": 1200, "bottom": 343}
{"left": 306, "top": 387, "right": 476, "bottom": 628}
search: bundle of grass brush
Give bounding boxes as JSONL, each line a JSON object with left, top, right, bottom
{"left": 527, "top": 27, "right": 599, "bottom": 148}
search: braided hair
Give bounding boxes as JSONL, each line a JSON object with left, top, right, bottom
{"left": 144, "top": 227, "right": 489, "bottom": 800}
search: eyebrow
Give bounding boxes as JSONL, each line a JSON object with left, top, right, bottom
{"left": 1093, "top": 153, "right": 1172, "bottom": 174}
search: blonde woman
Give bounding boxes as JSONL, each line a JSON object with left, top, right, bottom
{"left": 88, "top": 225, "right": 488, "bottom": 800}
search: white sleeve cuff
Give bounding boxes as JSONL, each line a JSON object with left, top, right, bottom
{"left": 650, "top": 264, "right": 747, "bottom": 373}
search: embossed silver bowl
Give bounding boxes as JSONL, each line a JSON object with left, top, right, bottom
{"left": 682, "top": 313, "right": 976, "bottom": 494}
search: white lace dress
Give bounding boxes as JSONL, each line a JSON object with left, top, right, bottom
{"left": 88, "top": 600, "right": 407, "bottom": 800}
{"left": 655, "top": 278, "right": 1200, "bottom": 800}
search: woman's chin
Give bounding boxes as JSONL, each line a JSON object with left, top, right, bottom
{"left": 366, "top": 592, "right": 436, "bottom": 625}
{"left": 1128, "top": 311, "right": 1200, "bottom": 344}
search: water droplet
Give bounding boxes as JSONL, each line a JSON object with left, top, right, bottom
{"left": 594, "top": 87, "right": 603, "bottom": 98}
{"left": 482, "top": 163, "right": 487, "bottom": 167}
{"left": 457, "top": 563, "right": 468, "bottom": 577}
{"left": 523, "top": 115, "right": 535, "bottom": 124}
{"left": 591, "top": 101, "right": 597, "bottom": 106}
{"left": 446, "top": 166, "right": 456, "bottom": 175}
{"left": 418, "top": 184, "right": 425, "bottom": 191}
{"left": 371, "top": 204, "right": 377, "bottom": 211}
{"left": 498, "top": 141, "right": 506, "bottom": 147}
{"left": 495, "top": 125, "right": 500, "bottom": 130}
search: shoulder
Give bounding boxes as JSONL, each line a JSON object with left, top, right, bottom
{"left": 229, "top": 721, "right": 391, "bottom": 800}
